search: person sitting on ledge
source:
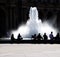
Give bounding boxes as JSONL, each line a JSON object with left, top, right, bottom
{"left": 43, "top": 33, "right": 48, "bottom": 40}
{"left": 37, "top": 33, "right": 43, "bottom": 40}
{"left": 11, "top": 34, "right": 15, "bottom": 41}
{"left": 17, "top": 33, "right": 23, "bottom": 41}
{"left": 55, "top": 33, "right": 60, "bottom": 40}
{"left": 49, "top": 32, "right": 54, "bottom": 40}
{"left": 33, "top": 34, "right": 37, "bottom": 40}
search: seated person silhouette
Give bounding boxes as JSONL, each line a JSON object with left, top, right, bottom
{"left": 17, "top": 33, "right": 23, "bottom": 41}
{"left": 43, "top": 33, "right": 48, "bottom": 40}
{"left": 55, "top": 33, "right": 60, "bottom": 40}
{"left": 32, "top": 35, "right": 34, "bottom": 38}
{"left": 33, "top": 34, "right": 37, "bottom": 40}
{"left": 49, "top": 32, "right": 54, "bottom": 40}
{"left": 11, "top": 34, "right": 15, "bottom": 41}
{"left": 37, "top": 33, "right": 43, "bottom": 40}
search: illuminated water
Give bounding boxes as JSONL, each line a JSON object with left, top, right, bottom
{"left": 11, "top": 7, "right": 57, "bottom": 39}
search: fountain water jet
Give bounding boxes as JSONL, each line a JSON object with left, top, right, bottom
{"left": 11, "top": 7, "right": 57, "bottom": 39}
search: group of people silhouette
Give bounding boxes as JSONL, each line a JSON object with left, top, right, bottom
{"left": 32, "top": 32, "right": 60, "bottom": 40}
{"left": 11, "top": 32, "right": 60, "bottom": 41}
{"left": 11, "top": 33, "right": 23, "bottom": 41}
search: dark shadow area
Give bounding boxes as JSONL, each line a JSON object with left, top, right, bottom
{"left": 0, "top": 8, "right": 6, "bottom": 38}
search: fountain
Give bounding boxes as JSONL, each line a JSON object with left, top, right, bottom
{"left": 11, "top": 7, "right": 57, "bottom": 39}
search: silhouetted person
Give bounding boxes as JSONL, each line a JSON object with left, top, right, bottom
{"left": 31, "top": 35, "right": 34, "bottom": 40}
{"left": 55, "top": 33, "right": 60, "bottom": 40}
{"left": 49, "top": 32, "right": 54, "bottom": 40}
{"left": 33, "top": 34, "right": 37, "bottom": 40}
{"left": 32, "top": 35, "right": 34, "bottom": 38}
{"left": 37, "top": 33, "right": 43, "bottom": 40}
{"left": 11, "top": 34, "right": 15, "bottom": 41}
{"left": 43, "top": 33, "right": 48, "bottom": 40}
{"left": 17, "top": 33, "right": 22, "bottom": 41}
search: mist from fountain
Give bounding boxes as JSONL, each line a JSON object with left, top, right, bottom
{"left": 11, "top": 7, "right": 57, "bottom": 39}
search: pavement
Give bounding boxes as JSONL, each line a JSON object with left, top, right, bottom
{"left": 0, "top": 44, "right": 60, "bottom": 57}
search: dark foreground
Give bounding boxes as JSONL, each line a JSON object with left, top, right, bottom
{"left": 0, "top": 40, "right": 60, "bottom": 44}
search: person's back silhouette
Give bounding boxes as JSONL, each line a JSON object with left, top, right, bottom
{"left": 17, "top": 34, "right": 21, "bottom": 40}
{"left": 49, "top": 32, "right": 54, "bottom": 40}
{"left": 17, "top": 33, "right": 22, "bottom": 41}
{"left": 55, "top": 33, "right": 60, "bottom": 40}
{"left": 37, "top": 33, "right": 43, "bottom": 40}
{"left": 43, "top": 33, "right": 48, "bottom": 40}
{"left": 33, "top": 34, "right": 37, "bottom": 40}
{"left": 11, "top": 34, "right": 15, "bottom": 41}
